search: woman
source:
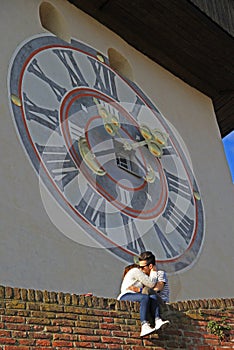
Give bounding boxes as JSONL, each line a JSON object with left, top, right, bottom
{"left": 117, "top": 263, "right": 164, "bottom": 337}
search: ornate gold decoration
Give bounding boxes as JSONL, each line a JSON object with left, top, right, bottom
{"left": 194, "top": 191, "right": 201, "bottom": 200}
{"left": 11, "top": 94, "right": 22, "bottom": 107}
{"left": 96, "top": 53, "right": 105, "bottom": 63}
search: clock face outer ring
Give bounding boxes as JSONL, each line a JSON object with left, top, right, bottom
{"left": 8, "top": 34, "right": 205, "bottom": 273}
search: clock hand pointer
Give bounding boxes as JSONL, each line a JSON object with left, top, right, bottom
{"left": 125, "top": 125, "right": 168, "bottom": 157}
{"left": 93, "top": 97, "right": 132, "bottom": 149}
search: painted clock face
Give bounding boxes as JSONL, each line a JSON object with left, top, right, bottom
{"left": 8, "top": 34, "right": 204, "bottom": 273}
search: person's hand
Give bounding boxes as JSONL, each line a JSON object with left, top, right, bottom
{"left": 128, "top": 285, "right": 140, "bottom": 292}
{"left": 154, "top": 281, "right": 165, "bottom": 292}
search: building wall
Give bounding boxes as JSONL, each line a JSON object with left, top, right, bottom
{"left": 0, "top": 0, "right": 233, "bottom": 302}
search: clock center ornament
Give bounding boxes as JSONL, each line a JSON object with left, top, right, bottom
{"left": 8, "top": 35, "right": 205, "bottom": 273}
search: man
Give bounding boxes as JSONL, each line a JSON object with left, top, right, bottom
{"left": 138, "top": 251, "right": 170, "bottom": 303}
{"left": 138, "top": 251, "right": 170, "bottom": 330}
{"left": 117, "top": 251, "right": 169, "bottom": 337}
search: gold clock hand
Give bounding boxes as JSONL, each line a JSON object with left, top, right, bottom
{"left": 151, "top": 129, "right": 168, "bottom": 146}
{"left": 122, "top": 124, "right": 166, "bottom": 157}
{"left": 144, "top": 165, "right": 156, "bottom": 183}
{"left": 136, "top": 124, "right": 168, "bottom": 157}
{"left": 93, "top": 97, "right": 133, "bottom": 151}
{"left": 127, "top": 139, "right": 147, "bottom": 150}
{"left": 93, "top": 97, "right": 121, "bottom": 134}
{"left": 78, "top": 137, "right": 106, "bottom": 176}
{"left": 140, "top": 125, "right": 168, "bottom": 146}
{"left": 93, "top": 97, "right": 110, "bottom": 119}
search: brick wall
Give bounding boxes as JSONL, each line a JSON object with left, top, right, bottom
{"left": 0, "top": 285, "right": 233, "bottom": 349}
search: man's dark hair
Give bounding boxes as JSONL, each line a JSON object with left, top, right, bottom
{"left": 139, "top": 251, "right": 155, "bottom": 266}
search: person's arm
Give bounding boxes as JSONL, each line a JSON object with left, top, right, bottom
{"left": 153, "top": 271, "right": 166, "bottom": 292}
{"left": 153, "top": 281, "right": 165, "bottom": 292}
{"left": 149, "top": 268, "right": 158, "bottom": 285}
{"left": 125, "top": 268, "right": 156, "bottom": 293}
{"left": 134, "top": 269, "right": 155, "bottom": 288}
{"left": 126, "top": 268, "right": 155, "bottom": 292}
{"left": 127, "top": 285, "right": 142, "bottom": 293}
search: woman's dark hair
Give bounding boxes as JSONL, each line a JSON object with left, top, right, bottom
{"left": 122, "top": 263, "right": 139, "bottom": 279}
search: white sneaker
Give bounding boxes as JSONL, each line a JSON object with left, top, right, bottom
{"left": 140, "top": 322, "right": 155, "bottom": 337}
{"left": 155, "top": 318, "right": 170, "bottom": 331}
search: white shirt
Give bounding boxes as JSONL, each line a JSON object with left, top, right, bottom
{"left": 117, "top": 267, "right": 156, "bottom": 300}
{"left": 117, "top": 267, "right": 170, "bottom": 302}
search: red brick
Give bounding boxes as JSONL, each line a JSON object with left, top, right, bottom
{"left": 53, "top": 333, "right": 77, "bottom": 341}
{"left": 0, "top": 337, "right": 16, "bottom": 344}
{"left": 35, "top": 339, "right": 51, "bottom": 346}
{"left": 12, "top": 330, "right": 27, "bottom": 338}
{"left": 0, "top": 330, "right": 11, "bottom": 337}
{"left": 74, "top": 342, "right": 93, "bottom": 348}
{"left": 79, "top": 335, "right": 101, "bottom": 342}
{"left": 73, "top": 326, "right": 94, "bottom": 334}
{"left": 60, "top": 326, "right": 73, "bottom": 333}
{"left": 5, "top": 347, "right": 30, "bottom": 350}
{"left": 93, "top": 343, "right": 109, "bottom": 349}
{"left": 18, "top": 339, "right": 35, "bottom": 346}
{"left": 108, "top": 345, "right": 126, "bottom": 349}
{"left": 28, "top": 332, "right": 51, "bottom": 339}
{"left": 95, "top": 329, "right": 111, "bottom": 336}
{"left": 124, "top": 337, "right": 143, "bottom": 345}
{"left": 2, "top": 316, "right": 25, "bottom": 323}
{"left": 103, "top": 317, "right": 114, "bottom": 323}
{"left": 5, "top": 287, "right": 13, "bottom": 299}
{"left": 52, "top": 340, "right": 73, "bottom": 347}
{"left": 5, "top": 324, "right": 31, "bottom": 331}
{"left": 112, "top": 330, "right": 129, "bottom": 337}
{"left": 101, "top": 336, "right": 124, "bottom": 343}
{"left": 100, "top": 323, "right": 121, "bottom": 330}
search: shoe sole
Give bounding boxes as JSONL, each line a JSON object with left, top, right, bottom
{"left": 140, "top": 328, "right": 156, "bottom": 337}
{"left": 155, "top": 321, "right": 170, "bottom": 331}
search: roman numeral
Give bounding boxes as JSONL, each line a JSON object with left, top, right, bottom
{"left": 75, "top": 184, "right": 107, "bottom": 229}
{"left": 162, "top": 198, "right": 194, "bottom": 244}
{"left": 23, "top": 93, "right": 61, "bottom": 134}
{"left": 68, "top": 121, "right": 84, "bottom": 140}
{"left": 88, "top": 57, "right": 119, "bottom": 101}
{"left": 27, "top": 58, "right": 66, "bottom": 101}
{"left": 130, "top": 95, "right": 145, "bottom": 120}
{"left": 120, "top": 213, "right": 145, "bottom": 254}
{"left": 165, "top": 170, "right": 192, "bottom": 202}
{"left": 36, "top": 144, "right": 79, "bottom": 191}
{"left": 153, "top": 222, "right": 178, "bottom": 258}
{"left": 118, "top": 187, "right": 132, "bottom": 207}
{"left": 162, "top": 138, "right": 177, "bottom": 156}
{"left": 53, "top": 49, "right": 88, "bottom": 88}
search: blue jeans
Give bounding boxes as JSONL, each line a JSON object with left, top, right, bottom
{"left": 120, "top": 293, "right": 160, "bottom": 323}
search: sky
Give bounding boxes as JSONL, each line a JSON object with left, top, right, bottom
{"left": 223, "top": 131, "right": 234, "bottom": 183}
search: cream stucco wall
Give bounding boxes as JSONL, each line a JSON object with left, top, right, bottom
{"left": 0, "top": 0, "right": 233, "bottom": 301}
